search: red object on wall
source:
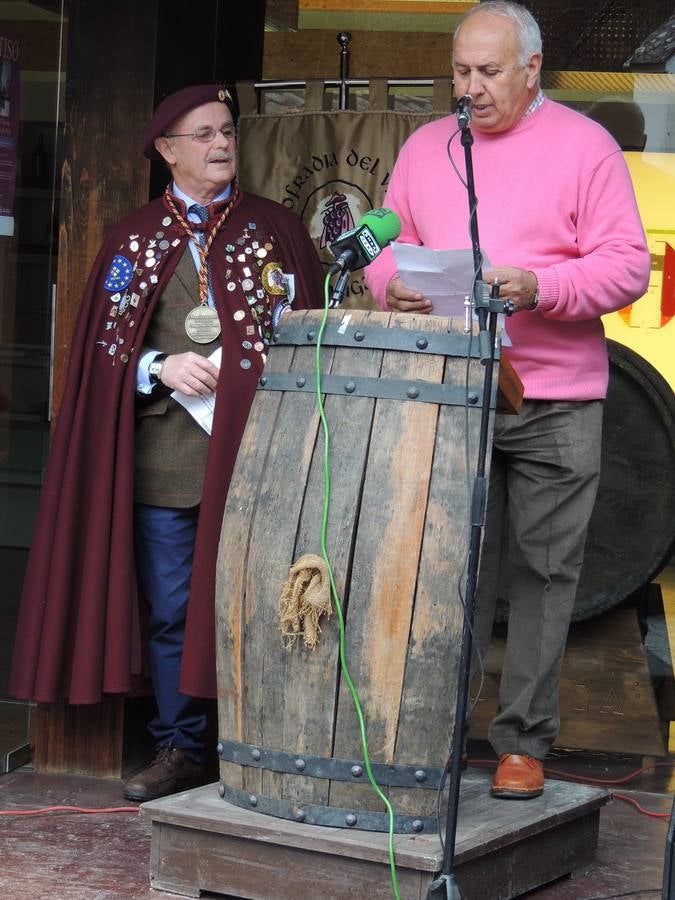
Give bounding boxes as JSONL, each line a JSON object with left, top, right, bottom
{"left": 661, "top": 241, "right": 674, "bottom": 327}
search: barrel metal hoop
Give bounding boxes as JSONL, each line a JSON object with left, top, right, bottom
{"left": 218, "top": 781, "right": 436, "bottom": 834}
{"left": 217, "top": 738, "right": 445, "bottom": 789}
{"left": 272, "top": 319, "right": 498, "bottom": 359}
{"left": 257, "top": 371, "right": 493, "bottom": 408}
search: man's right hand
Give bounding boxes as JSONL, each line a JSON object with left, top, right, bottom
{"left": 386, "top": 276, "right": 432, "bottom": 314}
{"left": 159, "top": 352, "right": 220, "bottom": 396}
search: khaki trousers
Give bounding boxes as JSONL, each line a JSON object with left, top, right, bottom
{"left": 472, "top": 399, "right": 603, "bottom": 759}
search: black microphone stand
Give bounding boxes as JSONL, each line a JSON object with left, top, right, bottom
{"left": 426, "top": 119, "right": 512, "bottom": 900}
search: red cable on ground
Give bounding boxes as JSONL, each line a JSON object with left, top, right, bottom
{"left": 465, "top": 757, "right": 674, "bottom": 819}
{"left": 543, "top": 760, "right": 675, "bottom": 787}
{"left": 0, "top": 805, "right": 139, "bottom": 816}
{"left": 2, "top": 760, "right": 673, "bottom": 819}
{"left": 611, "top": 793, "right": 671, "bottom": 819}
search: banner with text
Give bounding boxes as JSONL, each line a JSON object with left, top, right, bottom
{"left": 236, "top": 80, "right": 450, "bottom": 309}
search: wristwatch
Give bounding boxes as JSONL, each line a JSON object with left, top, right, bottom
{"left": 148, "top": 353, "right": 167, "bottom": 387}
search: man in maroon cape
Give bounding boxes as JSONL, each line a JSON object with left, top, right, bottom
{"left": 9, "top": 84, "right": 325, "bottom": 800}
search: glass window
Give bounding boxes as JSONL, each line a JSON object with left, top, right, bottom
{"left": 0, "top": 0, "right": 66, "bottom": 772}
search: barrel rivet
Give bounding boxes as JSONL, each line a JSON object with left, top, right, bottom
{"left": 468, "top": 392, "right": 479, "bottom": 405}
{"left": 216, "top": 741, "right": 224, "bottom": 756}
{"left": 345, "top": 813, "right": 358, "bottom": 827}
{"left": 412, "top": 819, "right": 424, "bottom": 833}
{"left": 272, "top": 330, "right": 280, "bottom": 343}
{"left": 259, "top": 376, "right": 267, "bottom": 387}
{"left": 344, "top": 381, "right": 356, "bottom": 394}
{"left": 296, "top": 376, "right": 306, "bottom": 388}
{"left": 416, "top": 337, "right": 429, "bottom": 350}
{"left": 295, "top": 758, "right": 306, "bottom": 772}
{"left": 294, "top": 808, "right": 306, "bottom": 822}
{"left": 218, "top": 783, "right": 225, "bottom": 798}
{"left": 351, "top": 765, "right": 364, "bottom": 778}
{"left": 415, "top": 769, "right": 427, "bottom": 783}
{"left": 307, "top": 329, "right": 316, "bottom": 341}
{"left": 407, "top": 386, "right": 420, "bottom": 399}
{"left": 354, "top": 330, "right": 365, "bottom": 342}
{"left": 251, "top": 748, "right": 261, "bottom": 761}
{"left": 249, "top": 795, "right": 258, "bottom": 807}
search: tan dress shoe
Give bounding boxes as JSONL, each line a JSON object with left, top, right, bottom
{"left": 122, "top": 747, "right": 205, "bottom": 802}
{"left": 491, "top": 753, "right": 544, "bottom": 799}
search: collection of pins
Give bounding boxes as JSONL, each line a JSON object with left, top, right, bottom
{"left": 97, "top": 213, "right": 292, "bottom": 371}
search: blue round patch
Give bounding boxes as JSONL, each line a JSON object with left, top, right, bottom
{"left": 103, "top": 255, "right": 134, "bottom": 292}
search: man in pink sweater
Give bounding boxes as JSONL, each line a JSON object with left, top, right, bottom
{"left": 365, "top": 1, "right": 650, "bottom": 799}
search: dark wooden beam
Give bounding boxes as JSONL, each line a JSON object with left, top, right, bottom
{"left": 53, "top": 0, "right": 158, "bottom": 419}
{"left": 38, "top": 0, "right": 159, "bottom": 777}
{"left": 216, "top": 0, "right": 266, "bottom": 83}
{"left": 148, "top": 0, "right": 266, "bottom": 199}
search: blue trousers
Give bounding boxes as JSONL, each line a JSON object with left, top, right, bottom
{"left": 134, "top": 503, "right": 207, "bottom": 761}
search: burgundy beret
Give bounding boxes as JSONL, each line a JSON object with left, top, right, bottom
{"left": 142, "top": 84, "right": 235, "bottom": 160}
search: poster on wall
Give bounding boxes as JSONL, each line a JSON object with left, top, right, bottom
{"left": 0, "top": 33, "right": 20, "bottom": 237}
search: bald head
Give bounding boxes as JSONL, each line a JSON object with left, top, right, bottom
{"left": 452, "top": 7, "right": 542, "bottom": 133}
{"left": 454, "top": 0, "right": 542, "bottom": 67}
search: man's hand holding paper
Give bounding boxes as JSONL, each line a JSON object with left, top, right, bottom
{"left": 170, "top": 347, "right": 222, "bottom": 436}
{"left": 390, "top": 244, "right": 491, "bottom": 317}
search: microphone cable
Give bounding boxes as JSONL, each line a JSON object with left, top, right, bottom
{"left": 313, "top": 270, "right": 402, "bottom": 900}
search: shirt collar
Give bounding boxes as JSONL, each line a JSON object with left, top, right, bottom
{"left": 171, "top": 181, "right": 232, "bottom": 216}
{"left": 524, "top": 88, "right": 545, "bottom": 119}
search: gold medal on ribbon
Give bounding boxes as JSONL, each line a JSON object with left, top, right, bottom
{"left": 163, "top": 187, "right": 239, "bottom": 343}
{"left": 185, "top": 305, "right": 221, "bottom": 343}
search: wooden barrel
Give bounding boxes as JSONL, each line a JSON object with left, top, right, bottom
{"left": 215, "top": 308, "right": 496, "bottom": 834}
{"left": 573, "top": 340, "right": 675, "bottom": 620}
{"left": 495, "top": 340, "right": 675, "bottom": 623}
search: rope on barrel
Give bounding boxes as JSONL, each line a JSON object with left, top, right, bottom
{"left": 278, "top": 553, "right": 332, "bottom": 649}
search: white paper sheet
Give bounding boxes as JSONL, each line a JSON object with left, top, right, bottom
{"left": 392, "top": 243, "right": 490, "bottom": 317}
{"left": 171, "top": 347, "right": 222, "bottom": 435}
{"left": 392, "top": 242, "right": 511, "bottom": 345}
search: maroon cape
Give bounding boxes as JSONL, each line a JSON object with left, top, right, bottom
{"left": 9, "top": 189, "right": 325, "bottom": 703}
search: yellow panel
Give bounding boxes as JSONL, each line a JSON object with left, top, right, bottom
{"left": 300, "top": 1, "right": 476, "bottom": 10}
{"left": 541, "top": 71, "right": 634, "bottom": 93}
{"left": 603, "top": 152, "right": 675, "bottom": 391}
{"left": 661, "top": 562, "right": 675, "bottom": 757}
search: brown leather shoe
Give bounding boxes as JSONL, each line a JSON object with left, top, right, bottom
{"left": 122, "top": 747, "right": 205, "bottom": 802}
{"left": 491, "top": 753, "right": 544, "bottom": 799}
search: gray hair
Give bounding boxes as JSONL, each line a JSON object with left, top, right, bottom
{"left": 454, "top": 1, "right": 543, "bottom": 67}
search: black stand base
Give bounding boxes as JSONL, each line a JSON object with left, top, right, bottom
{"left": 426, "top": 872, "right": 465, "bottom": 899}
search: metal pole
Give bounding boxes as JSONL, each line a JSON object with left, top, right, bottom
{"left": 337, "top": 32, "right": 352, "bottom": 110}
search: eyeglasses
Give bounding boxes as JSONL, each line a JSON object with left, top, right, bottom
{"left": 163, "top": 125, "right": 237, "bottom": 143}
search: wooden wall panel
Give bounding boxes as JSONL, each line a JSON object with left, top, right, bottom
{"left": 35, "top": 699, "right": 125, "bottom": 777}
{"left": 51, "top": 0, "right": 158, "bottom": 420}
{"left": 263, "top": 29, "right": 453, "bottom": 79}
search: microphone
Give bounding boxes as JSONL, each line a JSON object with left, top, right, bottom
{"left": 456, "top": 95, "right": 472, "bottom": 129}
{"left": 328, "top": 207, "right": 402, "bottom": 275}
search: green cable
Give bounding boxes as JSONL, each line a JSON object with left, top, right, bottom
{"left": 313, "top": 275, "right": 401, "bottom": 900}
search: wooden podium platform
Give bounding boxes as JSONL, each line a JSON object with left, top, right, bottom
{"left": 141, "top": 771, "right": 609, "bottom": 900}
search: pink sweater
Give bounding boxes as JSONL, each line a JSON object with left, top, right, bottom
{"left": 365, "top": 98, "right": 651, "bottom": 400}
